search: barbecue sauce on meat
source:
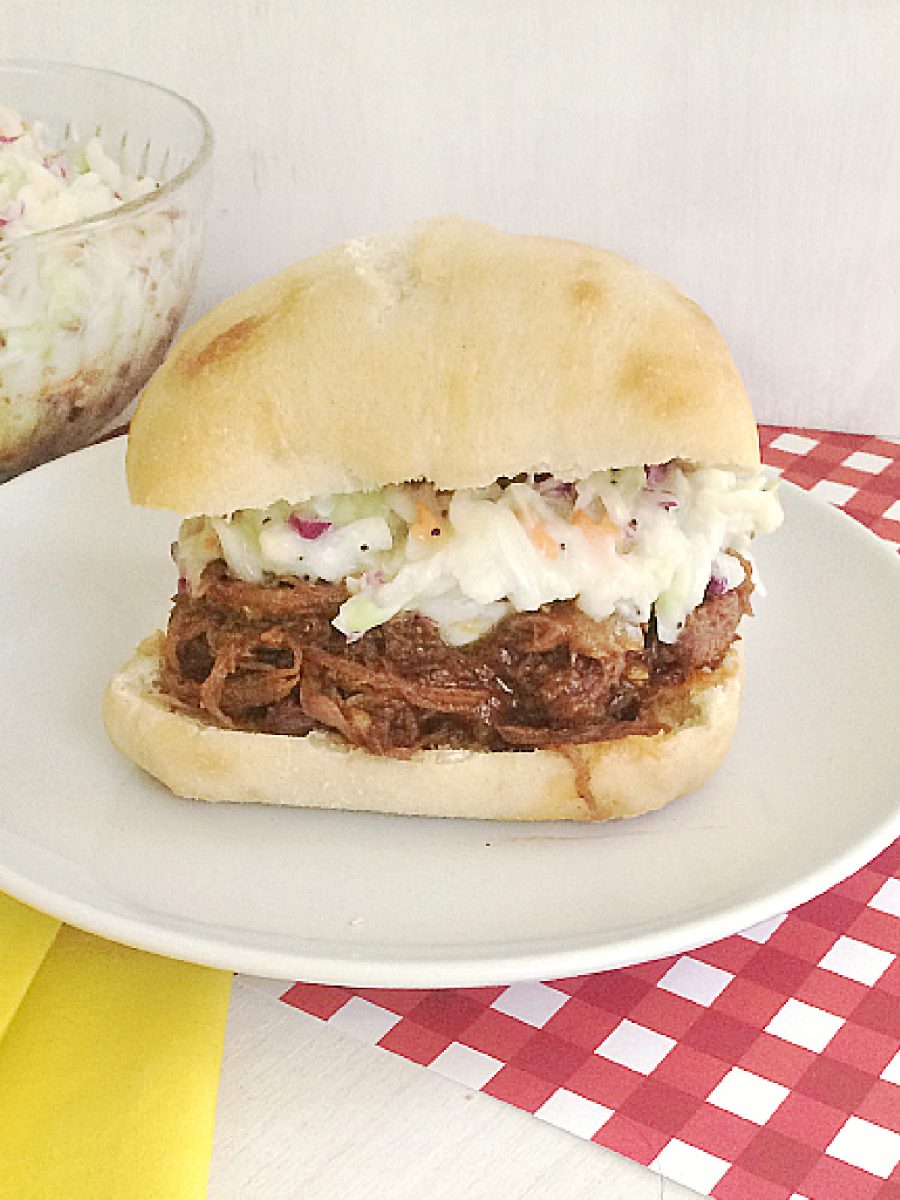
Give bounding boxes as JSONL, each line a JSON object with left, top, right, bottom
{"left": 160, "top": 558, "right": 752, "bottom": 758}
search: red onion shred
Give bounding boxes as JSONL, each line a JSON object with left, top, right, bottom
{"left": 288, "top": 515, "right": 332, "bottom": 540}
{"left": 644, "top": 463, "right": 669, "bottom": 485}
{"left": 43, "top": 153, "right": 72, "bottom": 180}
{"left": 538, "top": 478, "right": 576, "bottom": 500}
{"left": 705, "top": 570, "right": 729, "bottom": 598}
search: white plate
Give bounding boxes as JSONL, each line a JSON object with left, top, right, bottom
{"left": 1, "top": 440, "right": 898, "bottom": 986}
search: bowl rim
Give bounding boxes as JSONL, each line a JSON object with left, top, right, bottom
{"left": 0, "top": 58, "right": 214, "bottom": 247}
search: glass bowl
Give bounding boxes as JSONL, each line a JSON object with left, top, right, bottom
{"left": 0, "top": 61, "right": 212, "bottom": 482}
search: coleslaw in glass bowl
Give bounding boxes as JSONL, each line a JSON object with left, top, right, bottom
{"left": 0, "top": 62, "right": 212, "bottom": 481}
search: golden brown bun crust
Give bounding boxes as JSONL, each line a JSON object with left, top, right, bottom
{"left": 103, "top": 634, "right": 744, "bottom": 821}
{"left": 127, "top": 218, "right": 761, "bottom": 514}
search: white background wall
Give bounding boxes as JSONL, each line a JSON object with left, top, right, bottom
{"left": 5, "top": 1, "right": 899, "bottom": 432}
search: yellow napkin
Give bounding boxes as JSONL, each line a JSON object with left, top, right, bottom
{"left": 0, "top": 893, "right": 60, "bottom": 1041}
{"left": 0, "top": 905, "right": 232, "bottom": 1200}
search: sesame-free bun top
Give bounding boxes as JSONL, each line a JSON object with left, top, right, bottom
{"left": 127, "top": 217, "right": 761, "bottom": 515}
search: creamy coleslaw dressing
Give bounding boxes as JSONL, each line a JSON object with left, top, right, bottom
{"left": 175, "top": 463, "right": 783, "bottom": 647}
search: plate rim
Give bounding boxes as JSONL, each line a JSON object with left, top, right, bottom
{"left": 1, "top": 800, "right": 899, "bottom": 985}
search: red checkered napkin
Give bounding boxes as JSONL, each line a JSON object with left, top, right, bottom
{"left": 275, "top": 429, "right": 900, "bottom": 1200}
{"left": 759, "top": 427, "right": 900, "bottom": 550}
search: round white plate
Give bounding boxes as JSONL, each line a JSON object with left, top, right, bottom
{"left": 1, "top": 440, "right": 898, "bottom": 986}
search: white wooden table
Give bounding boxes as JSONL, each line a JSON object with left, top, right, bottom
{"left": 210, "top": 976, "right": 699, "bottom": 1199}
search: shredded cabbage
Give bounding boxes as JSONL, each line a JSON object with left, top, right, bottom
{"left": 0, "top": 106, "right": 156, "bottom": 243}
{"left": 175, "top": 462, "right": 783, "bottom": 646}
{"left": 0, "top": 105, "right": 201, "bottom": 458}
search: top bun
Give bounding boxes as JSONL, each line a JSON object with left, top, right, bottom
{"left": 127, "top": 217, "right": 760, "bottom": 515}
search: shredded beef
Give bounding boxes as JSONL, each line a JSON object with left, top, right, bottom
{"left": 649, "top": 562, "right": 753, "bottom": 677}
{"left": 159, "top": 558, "right": 752, "bottom": 757}
{"left": 196, "top": 559, "right": 348, "bottom": 617}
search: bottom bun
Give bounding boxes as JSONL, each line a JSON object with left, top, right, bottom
{"left": 103, "top": 634, "right": 744, "bottom": 822}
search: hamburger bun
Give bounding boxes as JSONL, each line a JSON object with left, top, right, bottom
{"left": 126, "top": 215, "right": 759, "bottom": 515}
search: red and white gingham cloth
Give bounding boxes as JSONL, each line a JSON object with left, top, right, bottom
{"left": 275, "top": 428, "right": 900, "bottom": 1200}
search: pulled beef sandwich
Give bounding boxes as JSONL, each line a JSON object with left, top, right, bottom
{"left": 104, "top": 216, "right": 782, "bottom": 821}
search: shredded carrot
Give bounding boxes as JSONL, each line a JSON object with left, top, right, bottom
{"left": 572, "top": 508, "right": 619, "bottom": 542}
{"left": 411, "top": 500, "right": 445, "bottom": 542}
{"left": 527, "top": 521, "right": 560, "bottom": 559}
{"left": 516, "top": 508, "right": 560, "bottom": 559}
